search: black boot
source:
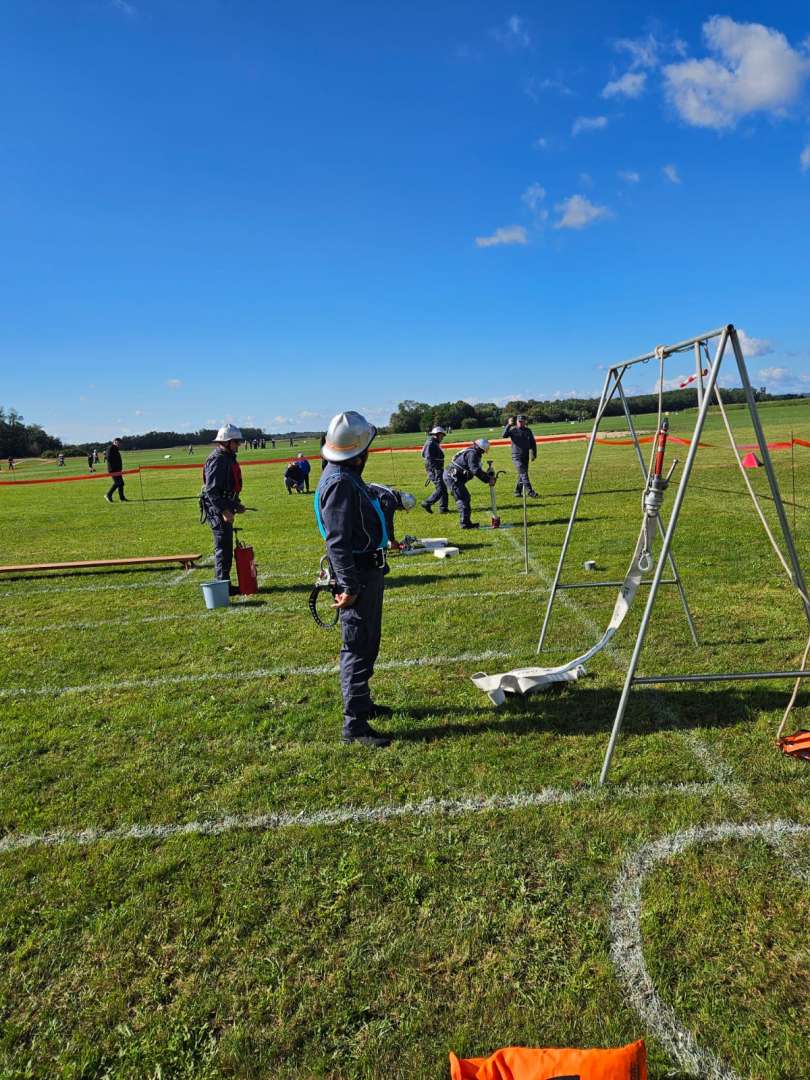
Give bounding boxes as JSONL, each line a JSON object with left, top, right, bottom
{"left": 420, "top": 500, "right": 433, "bottom": 514}
{"left": 342, "top": 724, "right": 391, "bottom": 748}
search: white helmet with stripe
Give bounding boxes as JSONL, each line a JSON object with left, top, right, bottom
{"left": 322, "top": 411, "right": 377, "bottom": 462}
{"left": 214, "top": 423, "right": 244, "bottom": 443}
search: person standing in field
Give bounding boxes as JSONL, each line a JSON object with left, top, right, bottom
{"left": 420, "top": 425, "right": 449, "bottom": 514}
{"left": 200, "top": 424, "right": 246, "bottom": 594}
{"left": 315, "top": 411, "right": 392, "bottom": 747}
{"left": 296, "top": 451, "right": 311, "bottom": 493}
{"left": 87, "top": 450, "right": 95, "bottom": 473}
{"left": 502, "top": 414, "right": 538, "bottom": 497}
{"left": 104, "top": 438, "right": 127, "bottom": 502}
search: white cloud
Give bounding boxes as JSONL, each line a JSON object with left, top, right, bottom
{"left": 524, "top": 77, "right": 573, "bottom": 101}
{"left": 521, "top": 182, "right": 546, "bottom": 212}
{"left": 801, "top": 143, "right": 810, "bottom": 171}
{"left": 578, "top": 171, "right": 593, "bottom": 188}
{"left": 738, "top": 329, "right": 774, "bottom": 357}
{"left": 166, "top": 378, "right": 183, "bottom": 390}
{"left": 297, "top": 410, "right": 322, "bottom": 419}
{"left": 474, "top": 225, "right": 528, "bottom": 248}
{"left": 602, "top": 71, "right": 647, "bottom": 99}
{"left": 758, "top": 366, "right": 791, "bottom": 382}
{"left": 534, "top": 136, "right": 549, "bottom": 149}
{"left": 663, "top": 16, "right": 810, "bottom": 130}
{"left": 492, "top": 15, "right": 530, "bottom": 49}
{"left": 662, "top": 163, "right": 681, "bottom": 183}
{"left": 111, "top": 0, "right": 136, "bottom": 15}
{"left": 572, "top": 115, "right": 608, "bottom": 136}
{"left": 615, "top": 33, "right": 662, "bottom": 70}
{"left": 273, "top": 415, "right": 289, "bottom": 424}
{"left": 554, "top": 195, "right": 613, "bottom": 229}
{"left": 618, "top": 170, "right": 640, "bottom": 182}
{"left": 134, "top": 409, "right": 144, "bottom": 416}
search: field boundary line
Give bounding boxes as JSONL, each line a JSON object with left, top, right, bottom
{"left": 610, "top": 819, "right": 810, "bottom": 1080}
{"left": 0, "top": 780, "right": 727, "bottom": 857}
{"left": 0, "top": 648, "right": 515, "bottom": 700}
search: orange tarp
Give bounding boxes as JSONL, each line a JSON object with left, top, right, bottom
{"left": 449, "top": 1039, "right": 647, "bottom": 1080}
{"left": 778, "top": 730, "right": 810, "bottom": 761}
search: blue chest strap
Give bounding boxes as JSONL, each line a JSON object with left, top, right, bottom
{"left": 314, "top": 470, "right": 388, "bottom": 551}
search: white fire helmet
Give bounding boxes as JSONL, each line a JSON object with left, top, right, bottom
{"left": 400, "top": 492, "right": 416, "bottom": 511}
{"left": 214, "top": 424, "right": 244, "bottom": 443}
{"left": 474, "top": 438, "right": 490, "bottom": 451}
{"left": 430, "top": 426, "right": 446, "bottom": 436}
{"left": 322, "top": 411, "right": 377, "bottom": 463}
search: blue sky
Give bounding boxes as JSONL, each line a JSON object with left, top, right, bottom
{"left": 2, "top": 2, "right": 810, "bottom": 441}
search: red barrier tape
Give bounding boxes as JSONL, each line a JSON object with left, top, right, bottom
{"left": 0, "top": 469, "right": 139, "bottom": 487}
{"left": 7, "top": 432, "right": 802, "bottom": 488}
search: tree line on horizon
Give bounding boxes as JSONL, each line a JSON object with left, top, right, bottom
{"left": 387, "top": 386, "right": 775, "bottom": 433}
{"left": 0, "top": 384, "right": 799, "bottom": 458}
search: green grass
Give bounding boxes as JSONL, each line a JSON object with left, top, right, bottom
{"left": 1, "top": 400, "right": 809, "bottom": 1078}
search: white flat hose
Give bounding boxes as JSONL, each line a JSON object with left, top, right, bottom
{"left": 472, "top": 515, "right": 655, "bottom": 705}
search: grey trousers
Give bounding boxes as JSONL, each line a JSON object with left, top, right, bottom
{"left": 339, "top": 567, "right": 385, "bottom": 735}
{"left": 210, "top": 518, "right": 234, "bottom": 581}
{"left": 445, "top": 473, "right": 472, "bottom": 525}
{"left": 512, "top": 455, "right": 535, "bottom": 494}
{"left": 424, "top": 467, "right": 448, "bottom": 510}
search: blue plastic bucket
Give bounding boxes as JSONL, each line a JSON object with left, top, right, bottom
{"left": 201, "top": 580, "right": 231, "bottom": 609}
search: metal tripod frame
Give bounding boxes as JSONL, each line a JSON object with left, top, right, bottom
{"left": 535, "top": 324, "right": 810, "bottom": 784}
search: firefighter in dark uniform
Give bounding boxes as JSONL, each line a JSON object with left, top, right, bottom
{"left": 104, "top": 438, "right": 127, "bottom": 502}
{"left": 444, "top": 438, "right": 495, "bottom": 529}
{"left": 502, "top": 414, "right": 538, "bottom": 497}
{"left": 367, "top": 484, "right": 416, "bottom": 548}
{"left": 420, "top": 425, "right": 449, "bottom": 514}
{"left": 315, "top": 411, "right": 392, "bottom": 747}
{"left": 200, "top": 424, "right": 245, "bottom": 595}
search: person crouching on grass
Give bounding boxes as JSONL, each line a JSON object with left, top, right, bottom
{"left": 199, "top": 424, "right": 246, "bottom": 596}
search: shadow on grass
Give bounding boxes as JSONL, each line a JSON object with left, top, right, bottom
{"left": 385, "top": 572, "right": 481, "bottom": 588}
{"left": 0, "top": 564, "right": 186, "bottom": 583}
{"left": 392, "top": 685, "right": 801, "bottom": 742}
{"left": 256, "top": 583, "right": 312, "bottom": 594}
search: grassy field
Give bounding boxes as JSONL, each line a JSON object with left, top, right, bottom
{"left": 1, "top": 399, "right": 809, "bottom": 1078}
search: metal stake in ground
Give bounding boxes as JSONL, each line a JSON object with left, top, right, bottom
{"left": 522, "top": 486, "right": 529, "bottom": 573}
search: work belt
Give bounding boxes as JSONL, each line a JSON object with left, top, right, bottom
{"left": 354, "top": 550, "right": 387, "bottom": 570}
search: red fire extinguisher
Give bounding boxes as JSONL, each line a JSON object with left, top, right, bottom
{"left": 234, "top": 529, "right": 258, "bottom": 595}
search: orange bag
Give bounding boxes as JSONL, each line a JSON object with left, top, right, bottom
{"left": 449, "top": 1039, "right": 647, "bottom": 1080}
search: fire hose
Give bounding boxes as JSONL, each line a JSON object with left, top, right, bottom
{"left": 472, "top": 417, "right": 678, "bottom": 703}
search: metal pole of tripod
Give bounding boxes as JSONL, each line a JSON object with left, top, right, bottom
{"left": 522, "top": 487, "right": 529, "bottom": 573}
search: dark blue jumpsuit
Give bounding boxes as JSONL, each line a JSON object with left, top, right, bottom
{"left": 421, "top": 436, "right": 448, "bottom": 511}
{"left": 502, "top": 423, "right": 537, "bottom": 495}
{"left": 444, "top": 446, "right": 490, "bottom": 526}
{"left": 201, "top": 447, "right": 243, "bottom": 581}
{"left": 316, "top": 463, "right": 389, "bottom": 738}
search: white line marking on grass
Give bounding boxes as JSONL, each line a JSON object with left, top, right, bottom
{"left": 610, "top": 819, "right": 810, "bottom": 1080}
{"left": 0, "top": 649, "right": 514, "bottom": 700}
{"left": 0, "top": 780, "right": 726, "bottom": 858}
{"left": 4, "top": 588, "right": 540, "bottom": 637}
